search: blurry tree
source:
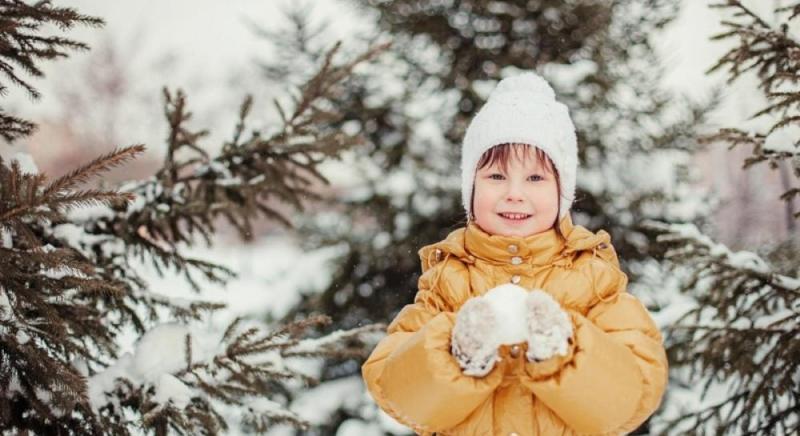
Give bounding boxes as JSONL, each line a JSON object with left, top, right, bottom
{"left": 644, "top": 1, "right": 799, "bottom": 434}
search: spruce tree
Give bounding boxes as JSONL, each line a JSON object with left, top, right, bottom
{"left": 0, "top": 1, "right": 388, "bottom": 434}
{"left": 0, "top": 0, "right": 103, "bottom": 143}
{"left": 257, "top": 0, "right": 716, "bottom": 433}
{"left": 644, "top": 1, "right": 800, "bottom": 435}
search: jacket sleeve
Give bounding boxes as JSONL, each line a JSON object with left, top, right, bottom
{"left": 519, "top": 263, "right": 669, "bottom": 435}
{"left": 361, "top": 257, "right": 504, "bottom": 434}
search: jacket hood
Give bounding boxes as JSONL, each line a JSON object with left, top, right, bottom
{"left": 418, "top": 214, "right": 615, "bottom": 274}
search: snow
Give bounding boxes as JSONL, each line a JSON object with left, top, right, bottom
{"left": 0, "top": 287, "right": 11, "bottom": 321}
{"left": 51, "top": 223, "right": 110, "bottom": 252}
{"left": 10, "top": 152, "right": 39, "bottom": 174}
{"left": 88, "top": 322, "right": 220, "bottom": 411}
{"left": 16, "top": 330, "right": 30, "bottom": 345}
{"left": 76, "top": 230, "right": 360, "bottom": 428}
{"left": 132, "top": 324, "right": 201, "bottom": 381}
{"left": 65, "top": 203, "right": 115, "bottom": 222}
{"left": 470, "top": 284, "right": 574, "bottom": 362}
{"left": 371, "top": 231, "right": 391, "bottom": 251}
{"left": 88, "top": 352, "right": 132, "bottom": 411}
{"left": 289, "top": 376, "right": 363, "bottom": 425}
{"left": 657, "top": 221, "right": 777, "bottom": 276}
{"left": 118, "top": 178, "right": 163, "bottom": 217}
{"left": 651, "top": 292, "right": 698, "bottom": 328}
{"left": 142, "top": 235, "right": 347, "bottom": 323}
{"left": 471, "top": 79, "right": 498, "bottom": 100}
{"left": 153, "top": 373, "right": 192, "bottom": 409}
{"left": 540, "top": 60, "right": 598, "bottom": 90}
{"left": 1, "top": 227, "right": 11, "bottom": 248}
{"left": 774, "top": 274, "right": 800, "bottom": 291}
{"left": 31, "top": 387, "right": 66, "bottom": 417}
{"left": 379, "top": 170, "right": 416, "bottom": 199}
{"left": 265, "top": 375, "right": 413, "bottom": 436}
{"left": 336, "top": 419, "right": 384, "bottom": 436}
{"left": 290, "top": 326, "right": 372, "bottom": 354}
{"left": 374, "top": 407, "right": 413, "bottom": 435}
{"left": 763, "top": 124, "right": 800, "bottom": 153}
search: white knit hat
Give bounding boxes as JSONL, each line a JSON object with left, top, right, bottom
{"left": 460, "top": 71, "right": 578, "bottom": 221}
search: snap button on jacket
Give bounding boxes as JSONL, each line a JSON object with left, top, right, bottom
{"left": 361, "top": 214, "right": 669, "bottom": 435}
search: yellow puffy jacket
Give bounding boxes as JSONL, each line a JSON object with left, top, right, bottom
{"left": 361, "top": 214, "right": 668, "bottom": 435}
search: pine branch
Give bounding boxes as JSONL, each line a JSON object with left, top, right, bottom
{"left": 43, "top": 145, "right": 144, "bottom": 197}
{"left": 2, "top": 36, "right": 389, "bottom": 434}
{"left": 0, "top": 0, "right": 103, "bottom": 98}
{"left": 90, "top": 317, "right": 383, "bottom": 435}
{"left": 0, "top": 145, "right": 143, "bottom": 225}
{"left": 72, "top": 40, "right": 390, "bottom": 286}
{"left": 0, "top": 110, "right": 35, "bottom": 142}
{"left": 643, "top": 219, "right": 799, "bottom": 435}
{"left": 0, "top": 0, "right": 103, "bottom": 142}
{"left": 702, "top": 1, "right": 800, "bottom": 222}
{"left": 0, "top": 2, "right": 391, "bottom": 434}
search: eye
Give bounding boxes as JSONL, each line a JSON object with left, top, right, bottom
{"left": 529, "top": 175, "right": 543, "bottom": 182}
{"left": 489, "top": 173, "right": 505, "bottom": 180}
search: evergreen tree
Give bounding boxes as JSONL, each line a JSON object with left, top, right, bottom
{"left": 644, "top": 1, "right": 800, "bottom": 434}
{"left": 0, "top": 0, "right": 103, "bottom": 143}
{"left": 0, "top": 2, "right": 388, "bottom": 434}
{"left": 257, "top": 0, "right": 716, "bottom": 433}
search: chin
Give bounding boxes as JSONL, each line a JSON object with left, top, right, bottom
{"left": 498, "top": 227, "right": 537, "bottom": 237}
{"left": 486, "top": 218, "right": 539, "bottom": 237}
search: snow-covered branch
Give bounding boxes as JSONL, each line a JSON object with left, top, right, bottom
{"left": 643, "top": 219, "right": 799, "bottom": 435}
{"left": 88, "top": 315, "right": 383, "bottom": 434}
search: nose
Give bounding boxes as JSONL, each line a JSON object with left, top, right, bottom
{"left": 505, "top": 179, "right": 525, "bottom": 202}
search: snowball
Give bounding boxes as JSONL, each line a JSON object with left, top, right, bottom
{"left": 478, "top": 284, "right": 573, "bottom": 361}
{"left": 481, "top": 284, "right": 529, "bottom": 345}
{"left": 491, "top": 72, "right": 555, "bottom": 101}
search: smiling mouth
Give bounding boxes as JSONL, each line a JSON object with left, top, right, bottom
{"left": 497, "top": 212, "right": 532, "bottom": 220}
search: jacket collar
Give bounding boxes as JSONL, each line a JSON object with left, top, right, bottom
{"left": 419, "top": 213, "right": 615, "bottom": 271}
{"left": 464, "top": 214, "right": 572, "bottom": 266}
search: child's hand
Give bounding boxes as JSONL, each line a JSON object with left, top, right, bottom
{"left": 451, "top": 297, "right": 500, "bottom": 377}
{"left": 524, "top": 289, "right": 574, "bottom": 362}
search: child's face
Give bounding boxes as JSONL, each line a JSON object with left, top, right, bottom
{"left": 473, "top": 147, "right": 559, "bottom": 237}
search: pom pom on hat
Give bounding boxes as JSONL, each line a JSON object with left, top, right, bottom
{"left": 460, "top": 71, "right": 578, "bottom": 221}
{"left": 489, "top": 72, "right": 556, "bottom": 102}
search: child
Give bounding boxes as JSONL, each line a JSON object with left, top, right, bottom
{"left": 361, "top": 72, "right": 668, "bottom": 435}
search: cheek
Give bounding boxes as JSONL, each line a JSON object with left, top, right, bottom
{"left": 536, "top": 182, "right": 560, "bottom": 208}
{"left": 472, "top": 182, "right": 498, "bottom": 214}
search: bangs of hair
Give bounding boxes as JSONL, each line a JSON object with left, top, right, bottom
{"left": 476, "top": 143, "right": 557, "bottom": 175}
